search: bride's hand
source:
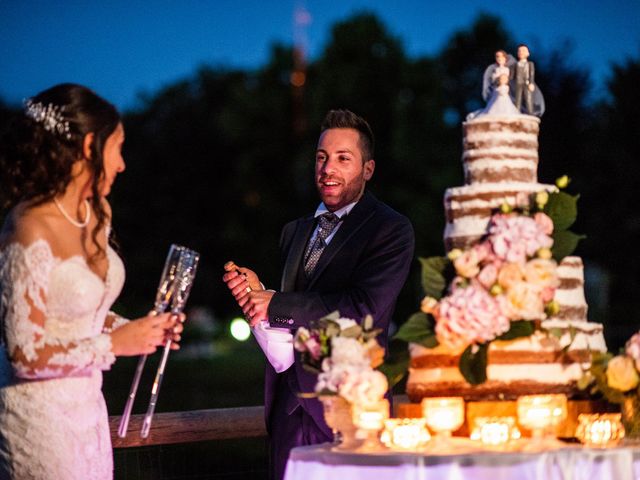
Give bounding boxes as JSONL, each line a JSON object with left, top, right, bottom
{"left": 110, "top": 312, "right": 184, "bottom": 356}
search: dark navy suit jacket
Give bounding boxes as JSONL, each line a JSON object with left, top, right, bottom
{"left": 264, "top": 191, "right": 415, "bottom": 439}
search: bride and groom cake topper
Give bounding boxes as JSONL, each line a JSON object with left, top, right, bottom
{"left": 472, "top": 44, "right": 545, "bottom": 119}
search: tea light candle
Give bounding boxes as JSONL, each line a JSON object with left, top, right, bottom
{"left": 352, "top": 400, "right": 390, "bottom": 451}
{"left": 575, "top": 413, "right": 625, "bottom": 447}
{"left": 517, "top": 394, "right": 567, "bottom": 436}
{"left": 381, "top": 418, "right": 431, "bottom": 450}
{"left": 421, "top": 397, "right": 465, "bottom": 436}
{"left": 356, "top": 410, "right": 386, "bottom": 431}
{"left": 470, "top": 416, "right": 521, "bottom": 447}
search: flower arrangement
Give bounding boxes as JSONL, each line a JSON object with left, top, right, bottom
{"left": 584, "top": 331, "right": 640, "bottom": 438}
{"left": 294, "top": 311, "right": 388, "bottom": 407}
{"left": 394, "top": 178, "right": 585, "bottom": 384}
{"left": 428, "top": 207, "right": 559, "bottom": 351}
{"left": 584, "top": 331, "right": 640, "bottom": 402}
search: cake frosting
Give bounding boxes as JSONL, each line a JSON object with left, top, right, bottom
{"left": 407, "top": 106, "right": 606, "bottom": 401}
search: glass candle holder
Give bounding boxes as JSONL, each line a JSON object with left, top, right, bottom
{"left": 517, "top": 394, "right": 567, "bottom": 449}
{"left": 517, "top": 394, "right": 567, "bottom": 436}
{"left": 470, "top": 416, "right": 521, "bottom": 448}
{"left": 422, "top": 397, "right": 465, "bottom": 448}
{"left": 381, "top": 418, "right": 431, "bottom": 450}
{"left": 352, "top": 400, "right": 389, "bottom": 452}
{"left": 575, "top": 413, "right": 625, "bottom": 448}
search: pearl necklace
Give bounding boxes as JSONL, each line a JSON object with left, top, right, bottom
{"left": 54, "top": 198, "right": 91, "bottom": 228}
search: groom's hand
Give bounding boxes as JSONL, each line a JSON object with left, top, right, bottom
{"left": 223, "top": 262, "right": 262, "bottom": 303}
{"left": 239, "top": 290, "right": 275, "bottom": 327}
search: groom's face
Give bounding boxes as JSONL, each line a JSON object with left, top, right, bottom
{"left": 315, "top": 128, "right": 375, "bottom": 212}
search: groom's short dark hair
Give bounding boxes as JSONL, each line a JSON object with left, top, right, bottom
{"left": 320, "top": 109, "right": 375, "bottom": 162}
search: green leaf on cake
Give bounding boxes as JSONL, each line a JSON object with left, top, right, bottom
{"left": 393, "top": 312, "right": 439, "bottom": 348}
{"left": 419, "top": 256, "right": 449, "bottom": 299}
{"left": 379, "top": 347, "right": 410, "bottom": 388}
{"left": 459, "top": 343, "right": 489, "bottom": 385}
{"left": 544, "top": 191, "right": 579, "bottom": 231}
{"left": 496, "top": 320, "right": 535, "bottom": 341}
{"left": 552, "top": 230, "right": 587, "bottom": 261}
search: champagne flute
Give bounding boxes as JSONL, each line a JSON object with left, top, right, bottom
{"left": 117, "top": 244, "right": 185, "bottom": 438}
{"left": 141, "top": 248, "right": 200, "bottom": 438}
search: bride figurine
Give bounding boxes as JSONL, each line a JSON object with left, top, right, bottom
{"left": 467, "top": 73, "right": 521, "bottom": 120}
{"left": 482, "top": 49, "right": 514, "bottom": 102}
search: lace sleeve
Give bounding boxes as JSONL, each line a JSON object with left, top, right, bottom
{"left": 103, "top": 311, "right": 130, "bottom": 333}
{"left": 0, "top": 240, "right": 116, "bottom": 379}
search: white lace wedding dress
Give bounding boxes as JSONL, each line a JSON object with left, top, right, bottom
{"left": 0, "top": 238, "right": 126, "bottom": 479}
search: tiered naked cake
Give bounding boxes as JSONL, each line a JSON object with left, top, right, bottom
{"left": 406, "top": 113, "right": 606, "bottom": 402}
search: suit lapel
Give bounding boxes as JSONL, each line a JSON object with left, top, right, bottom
{"left": 306, "top": 192, "right": 377, "bottom": 290}
{"left": 281, "top": 217, "right": 315, "bottom": 292}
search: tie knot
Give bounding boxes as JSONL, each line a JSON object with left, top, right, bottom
{"left": 318, "top": 212, "right": 339, "bottom": 230}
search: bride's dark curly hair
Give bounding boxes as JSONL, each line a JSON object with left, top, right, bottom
{"left": 0, "top": 83, "right": 121, "bottom": 262}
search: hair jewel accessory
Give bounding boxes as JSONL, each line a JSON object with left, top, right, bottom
{"left": 23, "top": 99, "right": 72, "bottom": 139}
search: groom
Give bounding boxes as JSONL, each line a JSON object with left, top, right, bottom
{"left": 223, "top": 109, "right": 414, "bottom": 480}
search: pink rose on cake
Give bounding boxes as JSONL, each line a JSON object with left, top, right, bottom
{"left": 453, "top": 248, "right": 481, "bottom": 278}
{"left": 497, "top": 262, "right": 525, "bottom": 290}
{"left": 477, "top": 263, "right": 499, "bottom": 289}
{"left": 434, "top": 284, "right": 510, "bottom": 349}
{"left": 524, "top": 258, "right": 559, "bottom": 289}
{"left": 533, "top": 212, "right": 554, "bottom": 235}
{"left": 503, "top": 281, "right": 545, "bottom": 320}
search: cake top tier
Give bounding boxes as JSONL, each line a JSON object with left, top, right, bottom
{"left": 461, "top": 115, "right": 540, "bottom": 186}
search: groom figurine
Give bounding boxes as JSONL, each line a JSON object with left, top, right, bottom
{"left": 223, "top": 109, "right": 414, "bottom": 480}
{"left": 513, "top": 44, "right": 536, "bottom": 114}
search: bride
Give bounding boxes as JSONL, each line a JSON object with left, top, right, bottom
{"left": 0, "top": 84, "right": 183, "bottom": 479}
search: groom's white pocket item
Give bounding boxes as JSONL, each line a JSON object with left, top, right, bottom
{"left": 252, "top": 321, "right": 294, "bottom": 373}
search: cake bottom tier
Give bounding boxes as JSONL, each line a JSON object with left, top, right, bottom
{"left": 407, "top": 378, "right": 583, "bottom": 402}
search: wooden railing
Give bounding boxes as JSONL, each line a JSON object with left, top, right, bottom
{"left": 109, "top": 406, "right": 267, "bottom": 448}
{"left": 110, "top": 395, "right": 409, "bottom": 447}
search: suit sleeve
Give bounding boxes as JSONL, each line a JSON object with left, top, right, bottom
{"left": 268, "top": 216, "right": 414, "bottom": 332}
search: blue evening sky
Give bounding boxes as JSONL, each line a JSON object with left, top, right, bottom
{"left": 1, "top": 0, "right": 638, "bottom": 111}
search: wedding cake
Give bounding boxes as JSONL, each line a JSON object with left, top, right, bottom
{"left": 405, "top": 105, "right": 606, "bottom": 402}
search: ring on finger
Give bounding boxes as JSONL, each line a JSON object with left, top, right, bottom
{"left": 245, "top": 286, "right": 251, "bottom": 293}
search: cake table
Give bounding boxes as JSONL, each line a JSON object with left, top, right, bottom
{"left": 284, "top": 442, "right": 640, "bottom": 480}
